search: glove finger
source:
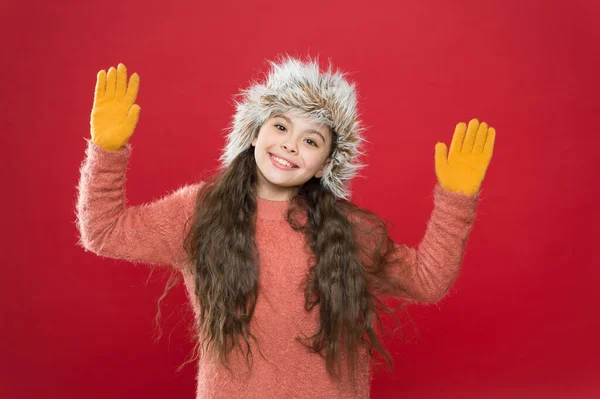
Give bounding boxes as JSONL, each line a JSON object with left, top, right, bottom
{"left": 434, "top": 142, "right": 448, "bottom": 170}
{"left": 483, "top": 127, "right": 496, "bottom": 157}
{"left": 462, "top": 119, "right": 479, "bottom": 153}
{"left": 449, "top": 122, "right": 466, "bottom": 155}
{"left": 124, "top": 72, "right": 140, "bottom": 106}
{"left": 473, "top": 122, "right": 488, "bottom": 154}
{"left": 94, "top": 69, "right": 106, "bottom": 103}
{"left": 105, "top": 66, "right": 117, "bottom": 100}
{"left": 115, "top": 63, "right": 127, "bottom": 100}
{"left": 123, "top": 104, "right": 141, "bottom": 135}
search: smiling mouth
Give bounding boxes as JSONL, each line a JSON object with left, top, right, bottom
{"left": 269, "top": 153, "right": 299, "bottom": 168}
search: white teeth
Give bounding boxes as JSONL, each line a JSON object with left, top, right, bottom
{"left": 272, "top": 154, "right": 295, "bottom": 168}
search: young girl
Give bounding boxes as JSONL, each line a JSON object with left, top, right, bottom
{"left": 76, "top": 56, "right": 495, "bottom": 399}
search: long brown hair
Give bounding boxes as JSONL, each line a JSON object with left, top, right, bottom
{"left": 146, "top": 142, "right": 419, "bottom": 392}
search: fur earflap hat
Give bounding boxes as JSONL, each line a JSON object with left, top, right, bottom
{"left": 219, "top": 55, "right": 366, "bottom": 200}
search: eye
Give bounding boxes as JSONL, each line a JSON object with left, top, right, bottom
{"left": 305, "top": 139, "right": 318, "bottom": 147}
{"left": 274, "top": 124, "right": 286, "bottom": 132}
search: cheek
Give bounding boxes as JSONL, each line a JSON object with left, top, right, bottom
{"left": 304, "top": 152, "right": 327, "bottom": 171}
{"left": 256, "top": 133, "right": 277, "bottom": 149}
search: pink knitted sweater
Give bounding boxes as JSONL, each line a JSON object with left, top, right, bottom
{"left": 75, "top": 139, "right": 479, "bottom": 398}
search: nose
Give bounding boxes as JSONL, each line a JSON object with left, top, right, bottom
{"left": 281, "top": 140, "right": 298, "bottom": 154}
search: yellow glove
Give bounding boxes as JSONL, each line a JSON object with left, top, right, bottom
{"left": 434, "top": 119, "right": 496, "bottom": 195}
{"left": 90, "top": 63, "right": 140, "bottom": 151}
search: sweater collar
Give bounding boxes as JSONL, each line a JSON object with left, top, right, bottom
{"left": 256, "top": 196, "right": 291, "bottom": 220}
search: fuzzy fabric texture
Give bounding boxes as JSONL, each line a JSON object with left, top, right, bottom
{"left": 75, "top": 140, "right": 480, "bottom": 398}
{"left": 220, "top": 55, "right": 366, "bottom": 200}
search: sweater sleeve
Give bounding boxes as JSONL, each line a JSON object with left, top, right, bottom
{"left": 362, "top": 183, "right": 480, "bottom": 304}
{"left": 75, "top": 139, "right": 201, "bottom": 268}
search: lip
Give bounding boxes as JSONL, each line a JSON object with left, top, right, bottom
{"left": 269, "top": 153, "right": 298, "bottom": 170}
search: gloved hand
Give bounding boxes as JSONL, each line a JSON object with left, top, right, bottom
{"left": 90, "top": 63, "right": 140, "bottom": 151}
{"left": 434, "top": 119, "right": 496, "bottom": 195}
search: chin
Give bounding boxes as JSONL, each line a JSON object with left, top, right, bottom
{"left": 265, "top": 175, "right": 297, "bottom": 188}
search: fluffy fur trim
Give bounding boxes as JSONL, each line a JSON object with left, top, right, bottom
{"left": 219, "top": 55, "right": 366, "bottom": 200}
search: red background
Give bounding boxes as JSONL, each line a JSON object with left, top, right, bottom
{"left": 2, "top": 0, "right": 599, "bottom": 398}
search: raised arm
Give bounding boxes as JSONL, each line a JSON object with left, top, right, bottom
{"left": 75, "top": 139, "right": 201, "bottom": 267}
{"left": 372, "top": 183, "right": 479, "bottom": 303}
{"left": 75, "top": 63, "right": 200, "bottom": 268}
{"left": 373, "top": 118, "right": 495, "bottom": 302}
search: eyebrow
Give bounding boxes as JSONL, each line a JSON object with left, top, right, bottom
{"left": 273, "top": 114, "right": 327, "bottom": 143}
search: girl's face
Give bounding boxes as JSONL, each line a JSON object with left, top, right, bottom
{"left": 251, "top": 111, "right": 332, "bottom": 201}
